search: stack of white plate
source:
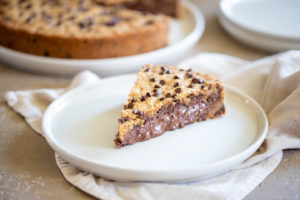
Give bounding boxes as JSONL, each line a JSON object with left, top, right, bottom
{"left": 218, "top": 0, "right": 300, "bottom": 52}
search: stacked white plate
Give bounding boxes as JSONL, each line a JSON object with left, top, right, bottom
{"left": 218, "top": 0, "right": 300, "bottom": 52}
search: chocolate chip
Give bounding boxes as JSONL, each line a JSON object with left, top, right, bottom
{"left": 150, "top": 78, "right": 157, "bottom": 82}
{"left": 123, "top": 105, "right": 128, "bottom": 109}
{"left": 87, "top": 18, "right": 94, "bottom": 26}
{"left": 201, "top": 85, "right": 205, "bottom": 89}
{"left": 173, "top": 82, "right": 179, "bottom": 87}
{"left": 0, "top": 1, "right": 9, "bottom": 6}
{"left": 25, "top": 4, "right": 32, "bottom": 9}
{"left": 49, "top": 0, "right": 60, "bottom": 6}
{"left": 7, "top": 41, "right": 13, "bottom": 48}
{"left": 189, "top": 94, "right": 196, "bottom": 99}
{"left": 154, "top": 85, "right": 160, "bottom": 89}
{"left": 104, "top": 17, "right": 119, "bottom": 26}
{"left": 95, "top": 1, "right": 106, "bottom": 6}
{"left": 166, "top": 70, "right": 172, "bottom": 74}
{"left": 144, "top": 68, "right": 151, "bottom": 72}
{"left": 78, "top": 21, "right": 86, "bottom": 29}
{"left": 78, "top": 0, "right": 85, "bottom": 6}
{"left": 127, "top": 102, "right": 134, "bottom": 109}
{"left": 78, "top": 18, "right": 94, "bottom": 29}
{"left": 144, "top": 20, "right": 154, "bottom": 25}
{"left": 26, "top": 12, "right": 36, "bottom": 23}
{"left": 118, "top": 117, "right": 129, "bottom": 124}
{"left": 173, "top": 75, "right": 179, "bottom": 79}
{"left": 187, "top": 69, "right": 192, "bottom": 72}
{"left": 58, "top": 13, "right": 63, "bottom": 19}
{"left": 161, "top": 66, "right": 167, "bottom": 71}
{"left": 159, "top": 80, "right": 166, "bottom": 85}
{"left": 146, "top": 92, "right": 151, "bottom": 97}
{"left": 140, "top": 96, "right": 146, "bottom": 101}
{"left": 173, "top": 99, "right": 180, "bottom": 104}
{"left": 66, "top": 54, "right": 72, "bottom": 59}
{"left": 65, "top": 7, "right": 71, "bottom": 13}
{"left": 44, "top": 51, "right": 49, "bottom": 57}
{"left": 165, "top": 93, "right": 171, "bottom": 98}
{"left": 42, "top": 11, "right": 53, "bottom": 21}
{"left": 18, "top": 0, "right": 26, "bottom": 4}
{"left": 172, "top": 94, "right": 177, "bottom": 98}
{"left": 200, "top": 113, "right": 207, "bottom": 121}
{"left": 159, "top": 97, "right": 165, "bottom": 101}
{"left": 175, "top": 88, "right": 182, "bottom": 93}
{"left": 1, "top": 1, "right": 9, "bottom": 6}
{"left": 188, "top": 84, "right": 193, "bottom": 88}
{"left": 131, "top": 98, "right": 137, "bottom": 103}
{"left": 186, "top": 74, "right": 193, "bottom": 79}
{"left": 41, "top": 0, "right": 47, "bottom": 6}
{"left": 218, "top": 89, "right": 223, "bottom": 98}
{"left": 159, "top": 72, "right": 164, "bottom": 75}
{"left": 191, "top": 78, "right": 199, "bottom": 84}
{"left": 133, "top": 109, "right": 139, "bottom": 115}
{"left": 67, "top": 16, "right": 76, "bottom": 21}
{"left": 56, "top": 20, "right": 62, "bottom": 26}
{"left": 206, "top": 94, "right": 215, "bottom": 104}
{"left": 139, "top": 111, "right": 145, "bottom": 118}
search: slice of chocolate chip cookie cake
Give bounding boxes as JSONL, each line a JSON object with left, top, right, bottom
{"left": 115, "top": 65, "right": 226, "bottom": 147}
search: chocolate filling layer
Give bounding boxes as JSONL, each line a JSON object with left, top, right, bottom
{"left": 115, "top": 94, "right": 225, "bottom": 147}
{"left": 124, "top": 0, "right": 178, "bottom": 17}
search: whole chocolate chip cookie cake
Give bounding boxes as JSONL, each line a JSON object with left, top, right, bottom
{"left": 115, "top": 65, "right": 226, "bottom": 148}
{"left": 0, "top": 0, "right": 175, "bottom": 59}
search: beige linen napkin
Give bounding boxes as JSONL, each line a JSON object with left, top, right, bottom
{"left": 5, "top": 50, "right": 300, "bottom": 200}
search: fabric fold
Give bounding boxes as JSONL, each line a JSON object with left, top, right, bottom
{"left": 5, "top": 51, "right": 300, "bottom": 200}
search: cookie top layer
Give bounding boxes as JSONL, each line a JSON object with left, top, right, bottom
{"left": 0, "top": 0, "right": 168, "bottom": 38}
{"left": 118, "top": 64, "right": 224, "bottom": 139}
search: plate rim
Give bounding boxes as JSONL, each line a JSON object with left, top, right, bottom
{"left": 219, "top": 0, "right": 300, "bottom": 42}
{"left": 42, "top": 74, "right": 268, "bottom": 182}
{"left": 218, "top": 13, "right": 300, "bottom": 52}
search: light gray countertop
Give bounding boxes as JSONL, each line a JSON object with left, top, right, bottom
{"left": 0, "top": 0, "right": 299, "bottom": 199}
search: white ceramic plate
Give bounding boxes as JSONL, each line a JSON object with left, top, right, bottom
{"left": 219, "top": 0, "right": 300, "bottom": 52}
{"left": 0, "top": 1, "right": 204, "bottom": 77}
{"left": 43, "top": 74, "right": 268, "bottom": 183}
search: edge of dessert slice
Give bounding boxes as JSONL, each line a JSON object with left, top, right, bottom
{"left": 95, "top": 0, "right": 179, "bottom": 17}
{"left": 115, "top": 64, "right": 226, "bottom": 148}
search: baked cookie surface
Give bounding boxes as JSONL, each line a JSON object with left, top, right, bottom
{"left": 115, "top": 65, "right": 226, "bottom": 147}
{"left": 0, "top": 0, "right": 170, "bottom": 58}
